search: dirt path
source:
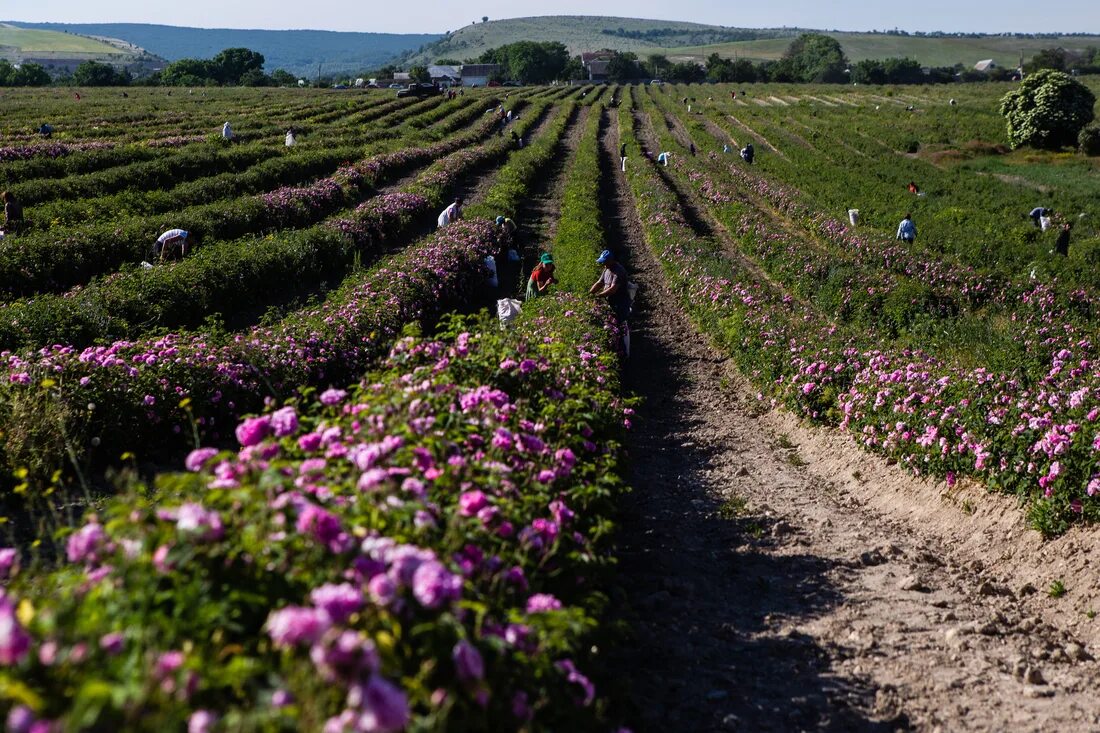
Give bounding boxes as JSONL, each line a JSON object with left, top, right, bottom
{"left": 602, "top": 112, "right": 1100, "bottom": 731}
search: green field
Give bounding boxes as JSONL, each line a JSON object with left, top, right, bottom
{"left": 0, "top": 24, "right": 128, "bottom": 56}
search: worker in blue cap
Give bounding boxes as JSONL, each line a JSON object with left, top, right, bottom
{"left": 590, "top": 249, "right": 631, "bottom": 322}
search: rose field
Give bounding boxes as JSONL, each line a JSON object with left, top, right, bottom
{"left": 2, "top": 79, "right": 1100, "bottom": 730}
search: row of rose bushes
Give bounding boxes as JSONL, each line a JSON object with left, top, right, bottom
{"left": 620, "top": 90, "right": 1100, "bottom": 534}
{"left": 688, "top": 87, "right": 1100, "bottom": 289}
{"left": 22, "top": 95, "right": 501, "bottom": 230}
{"left": 648, "top": 88, "right": 1100, "bottom": 382}
{"left": 0, "top": 99, "right": 510, "bottom": 300}
{"left": 0, "top": 294, "right": 629, "bottom": 731}
{"left": 9, "top": 96, "right": 487, "bottom": 214}
{"left": 0, "top": 217, "right": 503, "bottom": 494}
{"left": 550, "top": 104, "right": 610, "bottom": 292}
{"left": 0, "top": 96, "right": 570, "bottom": 486}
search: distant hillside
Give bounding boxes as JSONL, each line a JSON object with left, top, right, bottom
{"left": 669, "top": 32, "right": 1100, "bottom": 69}
{"left": 403, "top": 16, "right": 1099, "bottom": 73}
{"left": 402, "top": 16, "right": 794, "bottom": 64}
{"left": 0, "top": 23, "right": 158, "bottom": 74}
{"left": 10, "top": 22, "right": 442, "bottom": 76}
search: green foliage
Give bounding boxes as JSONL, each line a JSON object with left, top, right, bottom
{"left": 161, "top": 47, "right": 267, "bottom": 86}
{"left": 72, "top": 61, "right": 131, "bottom": 87}
{"left": 1000, "top": 69, "right": 1097, "bottom": 150}
{"left": 268, "top": 69, "right": 297, "bottom": 86}
{"left": 0, "top": 62, "right": 50, "bottom": 87}
{"left": 606, "top": 52, "right": 642, "bottom": 83}
{"left": 408, "top": 65, "right": 430, "bottom": 83}
{"left": 1079, "top": 124, "right": 1100, "bottom": 156}
{"left": 551, "top": 104, "right": 608, "bottom": 293}
{"left": 210, "top": 47, "right": 265, "bottom": 84}
{"left": 851, "top": 57, "right": 924, "bottom": 85}
{"left": 705, "top": 54, "right": 757, "bottom": 83}
{"left": 477, "top": 41, "right": 570, "bottom": 83}
{"left": 1027, "top": 47, "right": 1070, "bottom": 72}
{"left": 779, "top": 33, "right": 849, "bottom": 83}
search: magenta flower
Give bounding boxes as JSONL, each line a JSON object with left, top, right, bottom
{"left": 320, "top": 388, "right": 348, "bottom": 406}
{"left": 188, "top": 710, "right": 217, "bottom": 733}
{"left": 347, "top": 675, "right": 409, "bottom": 733}
{"left": 266, "top": 606, "right": 332, "bottom": 647}
{"left": 310, "top": 583, "right": 363, "bottom": 623}
{"left": 175, "top": 503, "right": 224, "bottom": 541}
{"left": 525, "top": 593, "right": 562, "bottom": 613}
{"left": 556, "top": 659, "right": 595, "bottom": 706}
{"left": 458, "top": 490, "right": 488, "bottom": 517}
{"left": 411, "top": 560, "right": 462, "bottom": 609}
{"left": 452, "top": 639, "right": 485, "bottom": 682}
{"left": 271, "top": 406, "right": 299, "bottom": 437}
{"left": 235, "top": 416, "right": 272, "bottom": 447}
{"left": 368, "top": 573, "right": 397, "bottom": 606}
{"left": 185, "top": 447, "right": 219, "bottom": 472}
{"left": 6, "top": 706, "right": 35, "bottom": 733}
{"left": 66, "top": 521, "right": 108, "bottom": 565}
{"left": 99, "top": 632, "right": 124, "bottom": 656}
{"left": 0, "top": 593, "right": 31, "bottom": 665}
{"left": 0, "top": 549, "right": 19, "bottom": 580}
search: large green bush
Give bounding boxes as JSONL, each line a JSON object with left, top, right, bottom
{"left": 999, "top": 69, "right": 1096, "bottom": 149}
{"left": 1080, "top": 124, "right": 1100, "bottom": 156}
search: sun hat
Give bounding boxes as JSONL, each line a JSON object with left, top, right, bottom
{"left": 596, "top": 250, "right": 612, "bottom": 264}
{"left": 539, "top": 252, "right": 554, "bottom": 264}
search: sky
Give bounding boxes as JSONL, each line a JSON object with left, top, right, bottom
{"left": 3, "top": 0, "right": 1098, "bottom": 35}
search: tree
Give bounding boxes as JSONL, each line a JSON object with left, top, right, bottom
{"left": 1000, "top": 69, "right": 1096, "bottom": 149}
{"left": 239, "top": 69, "right": 272, "bottom": 86}
{"left": 482, "top": 16, "right": 488, "bottom": 22}
{"left": 477, "top": 41, "right": 569, "bottom": 83}
{"left": 562, "top": 57, "right": 587, "bottom": 81}
{"left": 668, "top": 61, "right": 705, "bottom": 83}
{"left": 73, "top": 60, "right": 128, "bottom": 86}
{"left": 162, "top": 58, "right": 213, "bottom": 86}
{"left": 409, "top": 65, "right": 430, "bottom": 82}
{"left": 12, "top": 63, "right": 50, "bottom": 87}
{"left": 0, "top": 60, "right": 16, "bottom": 86}
{"left": 781, "top": 33, "right": 848, "bottom": 83}
{"left": 269, "top": 69, "right": 297, "bottom": 86}
{"left": 851, "top": 59, "right": 887, "bottom": 84}
{"left": 647, "top": 54, "right": 669, "bottom": 78}
{"left": 606, "top": 52, "right": 641, "bottom": 83}
{"left": 1028, "top": 48, "right": 1069, "bottom": 72}
{"left": 210, "top": 48, "right": 265, "bottom": 85}
{"left": 883, "top": 57, "right": 924, "bottom": 84}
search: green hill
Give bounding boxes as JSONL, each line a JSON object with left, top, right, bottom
{"left": 0, "top": 23, "right": 139, "bottom": 59}
{"left": 404, "top": 16, "right": 1099, "bottom": 72}
{"left": 402, "top": 16, "right": 793, "bottom": 64}
{"left": 11, "top": 22, "right": 442, "bottom": 76}
{"left": 668, "top": 32, "right": 1100, "bottom": 69}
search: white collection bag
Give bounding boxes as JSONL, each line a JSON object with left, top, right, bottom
{"left": 497, "top": 298, "right": 522, "bottom": 328}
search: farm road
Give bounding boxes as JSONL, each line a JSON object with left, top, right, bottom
{"left": 601, "top": 114, "right": 1100, "bottom": 731}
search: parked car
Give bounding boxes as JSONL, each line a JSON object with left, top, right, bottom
{"left": 650, "top": 79, "right": 664, "bottom": 86}
{"left": 332, "top": 84, "right": 348, "bottom": 90}
{"left": 396, "top": 83, "right": 443, "bottom": 98}
{"left": 388, "top": 83, "right": 404, "bottom": 89}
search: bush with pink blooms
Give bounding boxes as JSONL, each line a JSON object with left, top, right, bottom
{"left": 0, "top": 297, "right": 629, "bottom": 730}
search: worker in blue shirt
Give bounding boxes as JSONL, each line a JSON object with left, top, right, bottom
{"left": 896, "top": 213, "right": 916, "bottom": 243}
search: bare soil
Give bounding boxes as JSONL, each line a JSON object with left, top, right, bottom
{"left": 600, "top": 107, "right": 1100, "bottom": 732}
